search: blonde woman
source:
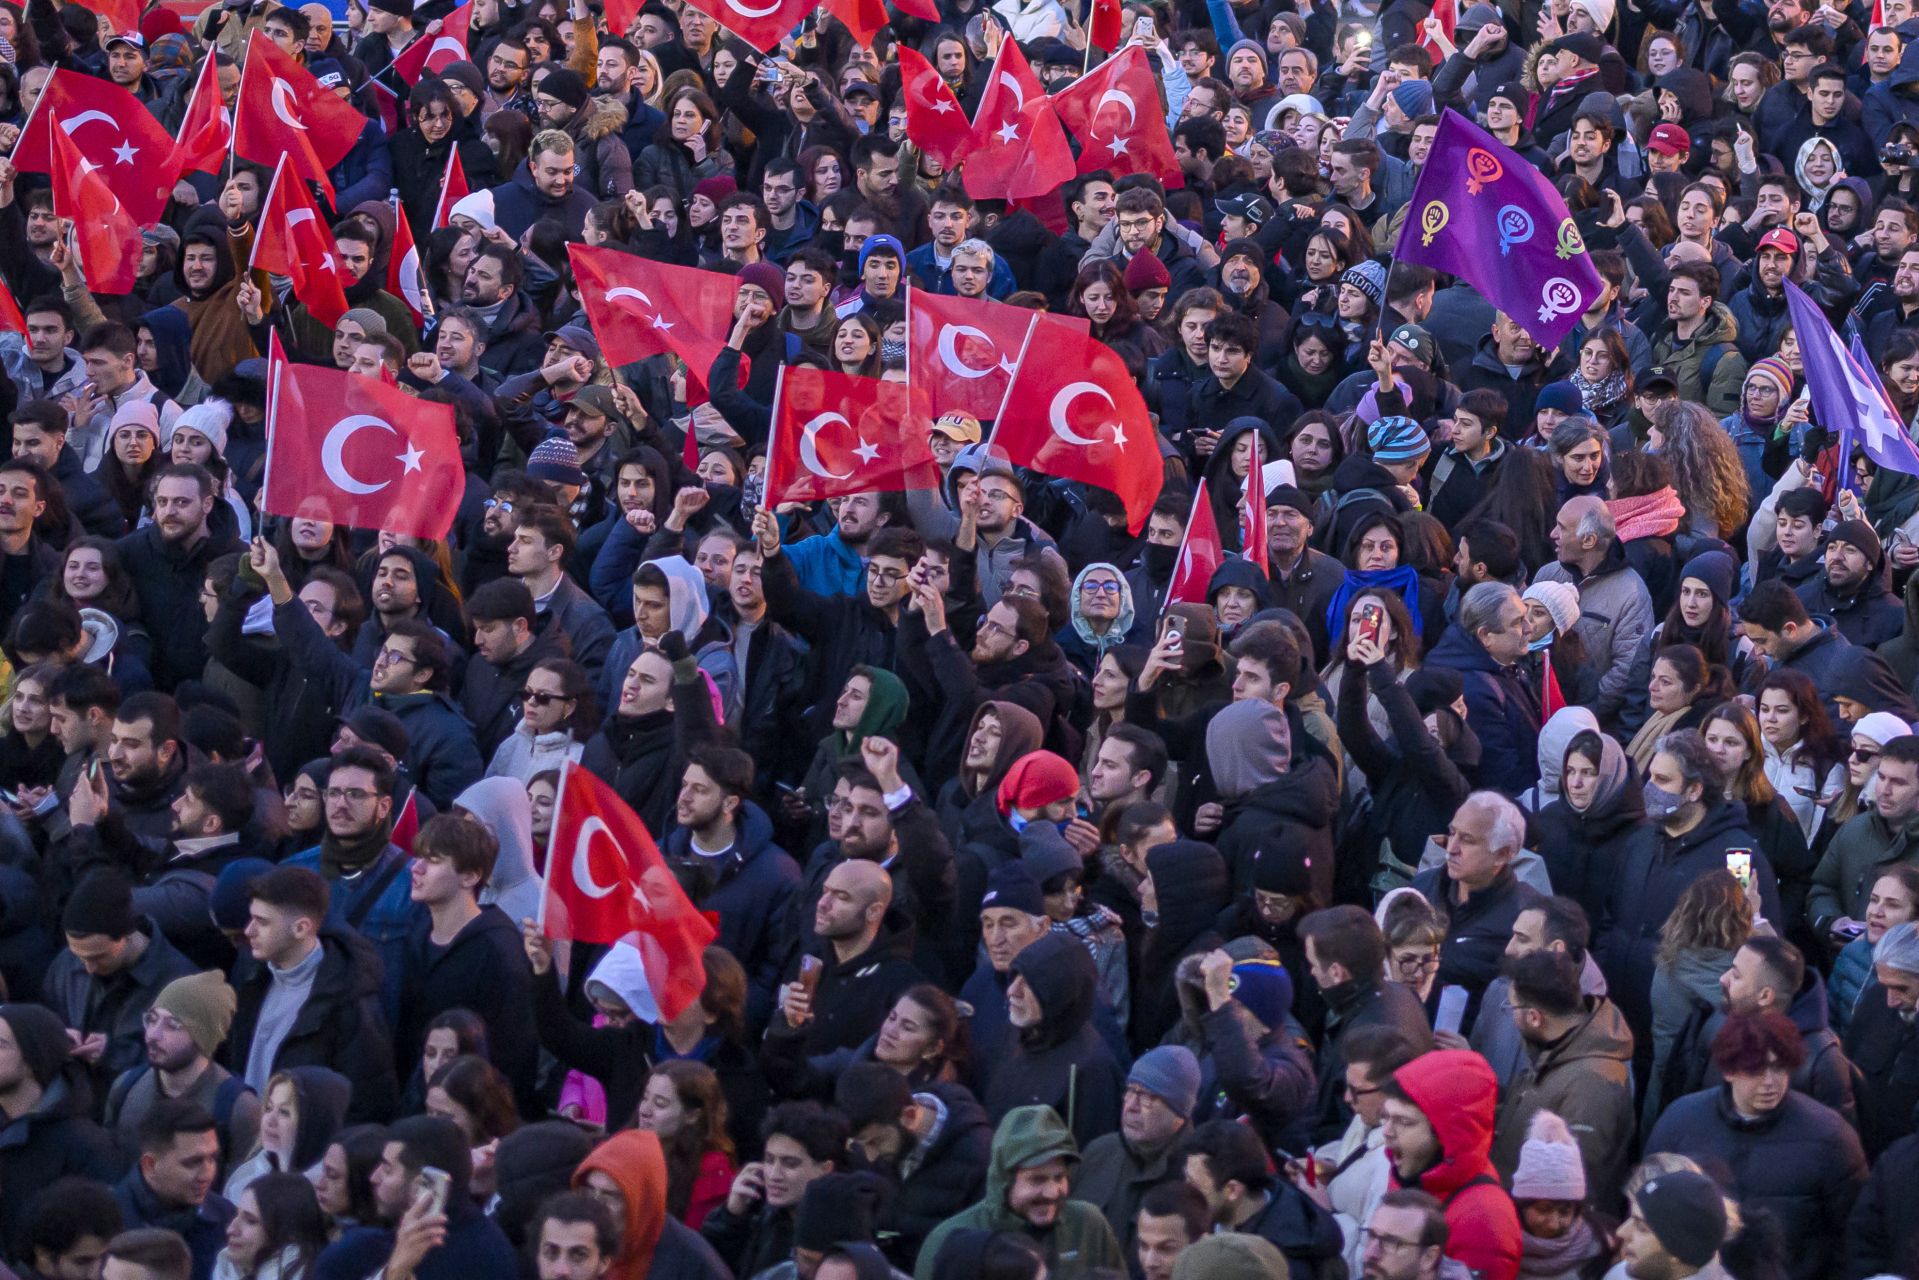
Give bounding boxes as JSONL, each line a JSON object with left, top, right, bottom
{"left": 1643, "top": 870, "right": 1765, "bottom": 1125}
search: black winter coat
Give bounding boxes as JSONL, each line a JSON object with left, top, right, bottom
{"left": 660, "top": 801, "right": 802, "bottom": 1028}
{"left": 985, "top": 933, "right": 1126, "bottom": 1149}
{"left": 1645, "top": 1085, "right": 1867, "bottom": 1280}
{"left": 1312, "top": 978, "right": 1433, "bottom": 1144}
{"left": 1338, "top": 662, "right": 1472, "bottom": 876}
{"left": 226, "top": 928, "right": 399, "bottom": 1124}
{"left": 459, "top": 618, "right": 571, "bottom": 758}
{"left": 777, "top": 909, "right": 924, "bottom": 1055}
{"left": 881, "top": 1081, "right": 994, "bottom": 1267}
{"left": 1845, "top": 1128, "right": 1919, "bottom": 1279}
{"left": 396, "top": 906, "right": 538, "bottom": 1112}
{"left": 1530, "top": 775, "right": 1645, "bottom": 925}
{"left": 1843, "top": 981, "right": 1919, "bottom": 1158}
{"left": 208, "top": 590, "right": 355, "bottom": 784}
{"left": 1215, "top": 757, "right": 1339, "bottom": 905}
{"left": 1409, "top": 866, "right": 1530, "bottom": 1034}
{"left": 0, "top": 1073, "right": 121, "bottom": 1249}
{"left": 115, "top": 525, "right": 246, "bottom": 690}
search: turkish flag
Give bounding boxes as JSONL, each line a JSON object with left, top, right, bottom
{"left": 682, "top": 0, "right": 817, "bottom": 52}
{"left": 569, "top": 245, "right": 738, "bottom": 395}
{"left": 1090, "top": 0, "right": 1124, "bottom": 50}
{"left": 250, "top": 157, "right": 350, "bottom": 328}
{"left": 1543, "top": 654, "right": 1566, "bottom": 719}
{"left": 390, "top": 788, "right": 421, "bottom": 854}
{"left": 78, "top": 0, "right": 142, "bottom": 38}
{"left": 543, "top": 762, "right": 716, "bottom": 1022}
{"left": 824, "top": 0, "right": 888, "bottom": 47}
{"left": 263, "top": 333, "right": 464, "bottom": 540}
{"left": 896, "top": 46, "right": 973, "bottom": 169}
{"left": 1420, "top": 0, "right": 1457, "bottom": 64}
{"left": 234, "top": 29, "right": 368, "bottom": 206}
{"left": 392, "top": 4, "right": 473, "bottom": 84}
{"left": 1166, "top": 478, "right": 1224, "bottom": 605}
{"left": 1239, "top": 432, "right": 1270, "bottom": 575}
{"left": 1052, "top": 46, "right": 1182, "bottom": 187}
{"left": 50, "top": 124, "right": 140, "bottom": 295}
{"left": 432, "top": 148, "right": 470, "bottom": 231}
{"left": 963, "top": 41, "right": 1056, "bottom": 201}
{"left": 766, "top": 366, "right": 939, "bottom": 505}
{"left": 992, "top": 313, "right": 1162, "bottom": 532}
{"left": 172, "top": 51, "right": 231, "bottom": 177}
{"left": 908, "top": 289, "right": 1041, "bottom": 424}
{"left": 12, "top": 69, "right": 180, "bottom": 226}
{"left": 388, "top": 202, "right": 427, "bottom": 325}
{"left": 0, "top": 276, "right": 25, "bottom": 337}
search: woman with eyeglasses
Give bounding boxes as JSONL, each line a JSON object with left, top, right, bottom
{"left": 485, "top": 657, "right": 600, "bottom": 784}
{"left": 1377, "top": 889, "right": 1447, "bottom": 1005}
{"left": 275, "top": 759, "right": 333, "bottom": 861}
{"left": 1061, "top": 564, "right": 1139, "bottom": 678}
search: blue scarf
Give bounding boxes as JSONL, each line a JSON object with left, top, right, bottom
{"left": 1325, "top": 566, "right": 1423, "bottom": 646}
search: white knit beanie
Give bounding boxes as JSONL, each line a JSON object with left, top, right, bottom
{"left": 1523, "top": 581, "right": 1582, "bottom": 638}
{"left": 171, "top": 398, "right": 233, "bottom": 459}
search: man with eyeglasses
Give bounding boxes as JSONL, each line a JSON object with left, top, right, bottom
{"left": 761, "top": 157, "right": 820, "bottom": 265}
{"left": 1354, "top": 1190, "right": 1451, "bottom": 1280}
{"left": 1073, "top": 1046, "right": 1201, "bottom": 1257}
{"left": 281, "top": 747, "right": 423, "bottom": 1027}
{"left": 229, "top": 864, "right": 397, "bottom": 1121}
{"left": 1374, "top": 1051, "right": 1519, "bottom": 1280}
{"left": 108, "top": 970, "right": 261, "bottom": 1173}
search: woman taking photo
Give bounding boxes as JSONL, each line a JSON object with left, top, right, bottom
{"left": 636, "top": 1059, "right": 737, "bottom": 1226}
{"left": 1699, "top": 701, "right": 1816, "bottom": 931}
{"left": 1756, "top": 669, "right": 1848, "bottom": 842}
{"left": 760, "top": 984, "right": 969, "bottom": 1101}
{"left": 215, "top": 1171, "right": 330, "bottom": 1280}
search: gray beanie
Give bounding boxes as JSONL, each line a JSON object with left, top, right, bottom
{"left": 1127, "top": 1045, "right": 1201, "bottom": 1118}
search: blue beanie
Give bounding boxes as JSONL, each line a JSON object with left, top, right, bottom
{"left": 1536, "top": 381, "right": 1585, "bottom": 415}
{"left": 981, "top": 862, "right": 1045, "bottom": 917}
{"left": 859, "top": 234, "right": 904, "bottom": 272}
{"left": 211, "top": 858, "right": 277, "bottom": 931}
{"left": 1367, "top": 415, "right": 1430, "bottom": 464}
{"left": 1128, "top": 1046, "right": 1202, "bottom": 1118}
{"left": 1680, "top": 550, "right": 1737, "bottom": 606}
{"left": 1392, "top": 79, "right": 1435, "bottom": 118}
{"left": 1229, "top": 957, "right": 1295, "bottom": 1030}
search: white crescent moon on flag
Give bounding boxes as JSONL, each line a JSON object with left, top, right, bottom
{"left": 427, "top": 35, "right": 464, "bottom": 62}
{"left": 61, "top": 110, "right": 122, "bottom": 136}
{"left": 398, "top": 246, "right": 424, "bottom": 313}
{"left": 271, "top": 78, "right": 309, "bottom": 131}
{"left": 1096, "top": 88, "right": 1137, "bottom": 132}
{"left": 724, "top": 0, "right": 784, "bottom": 18}
{"left": 937, "top": 324, "right": 997, "bottom": 378}
{"left": 286, "top": 209, "right": 316, "bottom": 230}
{"left": 605, "top": 285, "right": 655, "bottom": 307}
{"left": 321, "top": 415, "right": 396, "bottom": 495}
{"left": 799, "top": 413, "right": 855, "bottom": 479}
{"left": 999, "top": 72, "right": 1026, "bottom": 109}
{"left": 571, "top": 816, "right": 618, "bottom": 898}
{"left": 1049, "top": 382, "right": 1116, "bottom": 447}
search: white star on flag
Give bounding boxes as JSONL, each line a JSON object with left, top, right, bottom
{"left": 1107, "top": 136, "right": 1130, "bottom": 155}
{"left": 113, "top": 142, "right": 138, "bottom": 164}
{"left": 853, "top": 438, "right": 881, "bottom": 465}
{"left": 398, "top": 443, "right": 425, "bottom": 474}
{"left": 931, "top": 99, "right": 954, "bottom": 114}
{"left": 996, "top": 121, "right": 1020, "bottom": 144}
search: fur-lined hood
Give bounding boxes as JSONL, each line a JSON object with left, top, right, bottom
{"left": 572, "top": 95, "right": 630, "bottom": 144}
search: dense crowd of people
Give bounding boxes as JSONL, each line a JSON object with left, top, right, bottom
{"left": 9, "top": 0, "right": 1919, "bottom": 1276}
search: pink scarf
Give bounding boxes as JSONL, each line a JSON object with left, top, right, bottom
{"left": 1609, "top": 487, "right": 1685, "bottom": 543}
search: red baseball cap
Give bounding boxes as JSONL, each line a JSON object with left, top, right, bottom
{"left": 1647, "top": 123, "right": 1691, "bottom": 156}
{"left": 1757, "top": 227, "right": 1801, "bottom": 256}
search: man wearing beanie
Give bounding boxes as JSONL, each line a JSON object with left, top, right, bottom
{"left": 44, "top": 869, "right": 197, "bottom": 1086}
{"left": 1073, "top": 1045, "right": 1200, "bottom": 1254}
{"left": 1617, "top": 1169, "right": 1729, "bottom": 1279}
{"left": 1193, "top": 952, "right": 1316, "bottom": 1154}
{"left": 1797, "top": 516, "right": 1904, "bottom": 647}
{"left": 914, "top": 1105, "right": 1123, "bottom": 1280}
{"left": 961, "top": 862, "right": 1053, "bottom": 1070}
{"left": 533, "top": 69, "right": 632, "bottom": 205}
{"left": 357, "top": 0, "right": 417, "bottom": 83}
{"left": 107, "top": 969, "right": 262, "bottom": 1169}
{"left": 0, "top": 1003, "right": 122, "bottom": 1248}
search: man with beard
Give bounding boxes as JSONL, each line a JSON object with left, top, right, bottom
{"left": 360, "top": 620, "right": 484, "bottom": 811}
{"left": 1864, "top": 245, "right": 1919, "bottom": 351}
{"left": 1073, "top": 1047, "right": 1201, "bottom": 1256}
{"left": 458, "top": 247, "right": 544, "bottom": 376}
{"left": 278, "top": 225, "right": 415, "bottom": 364}
{"left": 1214, "top": 240, "right": 1289, "bottom": 367}
{"left": 507, "top": 504, "right": 615, "bottom": 686}
{"left": 914, "top": 1105, "right": 1124, "bottom": 1280}
{"left": 918, "top": 590, "right": 1082, "bottom": 764}
{"left": 851, "top": 134, "right": 927, "bottom": 245}
{"left": 1181, "top": 1117, "right": 1343, "bottom": 1277}
{"left": 584, "top": 632, "right": 726, "bottom": 836}
{"left": 774, "top": 859, "right": 923, "bottom": 1055}
{"left": 317, "top": 1117, "right": 518, "bottom": 1280}
{"left": 1796, "top": 518, "right": 1905, "bottom": 647}
{"left": 116, "top": 467, "right": 243, "bottom": 691}
{"left": 1264, "top": 487, "right": 1346, "bottom": 666}
{"left": 106, "top": 970, "right": 260, "bottom": 1171}
{"left": 0, "top": 457, "right": 58, "bottom": 634}
{"left": 14, "top": 1179, "right": 126, "bottom": 1280}
{"left": 480, "top": 36, "right": 534, "bottom": 120}
{"left": 1086, "top": 724, "right": 1166, "bottom": 820}
{"left": 1352, "top": 1192, "right": 1452, "bottom": 1280}
{"left": 662, "top": 744, "right": 801, "bottom": 1027}
{"left": 835, "top": 1062, "right": 994, "bottom": 1270}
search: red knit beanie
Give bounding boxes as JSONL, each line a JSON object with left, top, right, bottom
{"left": 996, "top": 750, "right": 1079, "bottom": 818}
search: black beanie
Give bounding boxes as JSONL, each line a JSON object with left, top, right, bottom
{"left": 0, "top": 1004, "right": 72, "bottom": 1086}
{"left": 542, "top": 68, "right": 590, "bottom": 111}
{"left": 793, "top": 1172, "right": 887, "bottom": 1252}
{"left": 62, "top": 870, "right": 136, "bottom": 939}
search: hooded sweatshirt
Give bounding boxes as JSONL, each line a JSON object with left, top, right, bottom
{"left": 1206, "top": 699, "right": 1294, "bottom": 801}
{"left": 1389, "top": 1051, "right": 1522, "bottom": 1280}
{"left": 1520, "top": 707, "right": 1600, "bottom": 812}
{"left": 912, "top": 1105, "right": 1125, "bottom": 1280}
{"left": 573, "top": 1130, "right": 728, "bottom": 1280}
{"left": 452, "top": 777, "right": 543, "bottom": 926}
{"left": 986, "top": 935, "right": 1126, "bottom": 1148}
{"left": 222, "top": 1065, "right": 351, "bottom": 1201}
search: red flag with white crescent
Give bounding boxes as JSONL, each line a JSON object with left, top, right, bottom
{"left": 896, "top": 46, "right": 973, "bottom": 169}
{"left": 432, "top": 148, "right": 470, "bottom": 231}
{"left": 392, "top": 4, "right": 473, "bottom": 84}
{"left": 171, "top": 51, "right": 232, "bottom": 177}
{"left": 1051, "top": 46, "right": 1182, "bottom": 187}
{"left": 233, "top": 29, "right": 367, "bottom": 206}
{"left": 387, "top": 202, "right": 427, "bottom": 324}
{"left": 12, "top": 68, "right": 181, "bottom": 225}
{"left": 250, "top": 157, "right": 350, "bottom": 327}
{"left": 1240, "top": 431, "right": 1270, "bottom": 574}
{"left": 1166, "top": 479, "right": 1225, "bottom": 606}
{"left": 681, "top": 0, "right": 817, "bottom": 53}
{"left": 50, "top": 123, "right": 141, "bottom": 295}
{"left": 765, "top": 365, "right": 939, "bottom": 505}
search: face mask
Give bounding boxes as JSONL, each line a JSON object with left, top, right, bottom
{"left": 1144, "top": 543, "right": 1178, "bottom": 576}
{"left": 1528, "top": 630, "right": 1555, "bottom": 652}
{"left": 1643, "top": 779, "right": 1688, "bottom": 821}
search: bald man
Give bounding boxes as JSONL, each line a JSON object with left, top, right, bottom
{"left": 777, "top": 859, "right": 924, "bottom": 1053}
{"left": 1533, "top": 494, "right": 1653, "bottom": 722}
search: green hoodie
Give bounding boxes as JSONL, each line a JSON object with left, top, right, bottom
{"left": 913, "top": 1106, "right": 1125, "bottom": 1280}
{"left": 829, "top": 665, "right": 910, "bottom": 760}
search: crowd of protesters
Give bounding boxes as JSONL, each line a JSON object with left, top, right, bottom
{"left": 9, "top": 0, "right": 1919, "bottom": 1276}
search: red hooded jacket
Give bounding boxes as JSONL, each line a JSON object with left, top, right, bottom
{"left": 1389, "top": 1050, "right": 1523, "bottom": 1280}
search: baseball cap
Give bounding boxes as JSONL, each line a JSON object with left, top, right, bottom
{"left": 1647, "top": 122, "right": 1691, "bottom": 156}
{"left": 543, "top": 324, "right": 602, "bottom": 363}
{"left": 568, "top": 385, "right": 623, "bottom": 421}
{"left": 931, "top": 411, "right": 983, "bottom": 443}
{"left": 308, "top": 56, "right": 347, "bottom": 89}
{"left": 1642, "top": 365, "right": 1679, "bottom": 392}
{"left": 842, "top": 79, "right": 879, "bottom": 98}
{"left": 1757, "top": 226, "right": 1800, "bottom": 256}
{"left": 1387, "top": 323, "right": 1435, "bottom": 365}
{"left": 1215, "top": 192, "right": 1275, "bottom": 224}
{"left": 105, "top": 30, "right": 146, "bottom": 49}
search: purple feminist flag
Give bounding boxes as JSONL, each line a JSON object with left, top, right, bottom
{"left": 1391, "top": 109, "right": 1605, "bottom": 348}
{"left": 1784, "top": 280, "right": 1919, "bottom": 478}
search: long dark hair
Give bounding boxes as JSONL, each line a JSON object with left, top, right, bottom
{"left": 649, "top": 1059, "right": 734, "bottom": 1221}
{"left": 240, "top": 1172, "right": 331, "bottom": 1279}
{"left": 427, "top": 1054, "right": 520, "bottom": 1143}
{"left": 1461, "top": 449, "right": 1560, "bottom": 575}
{"left": 1757, "top": 668, "right": 1847, "bottom": 776}
{"left": 47, "top": 535, "right": 140, "bottom": 620}
{"left": 529, "top": 657, "right": 601, "bottom": 739}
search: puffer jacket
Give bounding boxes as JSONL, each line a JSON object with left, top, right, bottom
{"left": 1489, "top": 997, "right": 1637, "bottom": 1211}
{"left": 1645, "top": 1084, "right": 1868, "bottom": 1280}
{"left": 1389, "top": 1051, "right": 1522, "bottom": 1280}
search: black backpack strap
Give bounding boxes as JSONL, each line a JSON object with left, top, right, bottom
{"left": 346, "top": 852, "right": 411, "bottom": 930}
{"left": 1441, "top": 1173, "right": 1500, "bottom": 1210}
